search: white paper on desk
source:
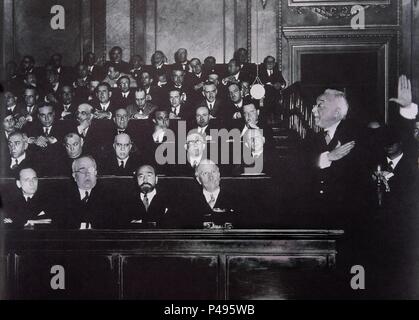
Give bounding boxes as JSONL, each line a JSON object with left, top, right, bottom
{"left": 37, "top": 211, "right": 46, "bottom": 216}
{"left": 24, "top": 219, "right": 52, "bottom": 227}
{"left": 130, "top": 220, "right": 143, "bottom": 224}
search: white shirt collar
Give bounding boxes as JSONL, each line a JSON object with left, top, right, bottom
{"left": 141, "top": 189, "right": 157, "bottom": 204}
{"left": 100, "top": 101, "right": 110, "bottom": 111}
{"left": 78, "top": 188, "right": 92, "bottom": 200}
{"left": 188, "top": 155, "right": 202, "bottom": 167}
{"left": 153, "top": 129, "right": 166, "bottom": 143}
{"left": 117, "top": 156, "right": 129, "bottom": 167}
{"left": 235, "top": 100, "right": 243, "bottom": 108}
{"left": 198, "top": 125, "right": 208, "bottom": 134}
{"left": 203, "top": 188, "right": 220, "bottom": 207}
{"left": 387, "top": 153, "right": 403, "bottom": 169}
{"left": 8, "top": 104, "right": 16, "bottom": 111}
{"left": 324, "top": 121, "right": 341, "bottom": 140}
{"left": 11, "top": 153, "right": 26, "bottom": 167}
{"left": 122, "top": 91, "right": 129, "bottom": 98}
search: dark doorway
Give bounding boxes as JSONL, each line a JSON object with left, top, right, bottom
{"left": 301, "top": 52, "right": 379, "bottom": 125}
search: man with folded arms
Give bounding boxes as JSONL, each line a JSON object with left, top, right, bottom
{"left": 2, "top": 168, "right": 53, "bottom": 228}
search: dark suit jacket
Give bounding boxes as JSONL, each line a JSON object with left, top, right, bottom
{"left": 170, "top": 185, "right": 238, "bottom": 228}
{"left": 123, "top": 187, "right": 174, "bottom": 228}
{"left": 4, "top": 154, "right": 36, "bottom": 178}
{"left": 57, "top": 182, "right": 118, "bottom": 229}
{"left": 301, "top": 120, "right": 370, "bottom": 227}
{"left": 104, "top": 60, "right": 130, "bottom": 74}
{"left": 2, "top": 186, "right": 54, "bottom": 228}
{"left": 258, "top": 65, "right": 286, "bottom": 86}
{"left": 69, "top": 120, "right": 114, "bottom": 159}
{"left": 92, "top": 101, "right": 119, "bottom": 117}
{"left": 195, "top": 98, "right": 227, "bottom": 121}
{"left": 100, "top": 154, "right": 141, "bottom": 176}
{"left": 111, "top": 88, "right": 136, "bottom": 108}
{"left": 56, "top": 102, "right": 78, "bottom": 120}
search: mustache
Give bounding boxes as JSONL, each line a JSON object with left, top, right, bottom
{"left": 140, "top": 182, "right": 152, "bottom": 187}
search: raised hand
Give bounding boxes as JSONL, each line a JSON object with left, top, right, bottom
{"left": 390, "top": 75, "right": 412, "bottom": 108}
{"left": 327, "top": 140, "right": 355, "bottom": 162}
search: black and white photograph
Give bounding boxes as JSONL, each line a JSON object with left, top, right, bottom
{"left": 0, "top": 0, "right": 418, "bottom": 303}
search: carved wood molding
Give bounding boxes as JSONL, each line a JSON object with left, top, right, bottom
{"left": 288, "top": 0, "right": 390, "bottom": 5}
{"left": 288, "top": 4, "right": 390, "bottom": 18}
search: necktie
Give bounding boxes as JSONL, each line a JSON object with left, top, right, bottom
{"left": 324, "top": 131, "right": 331, "bottom": 145}
{"left": 44, "top": 127, "right": 50, "bottom": 136}
{"left": 387, "top": 161, "right": 394, "bottom": 172}
{"left": 172, "top": 107, "right": 177, "bottom": 115}
{"left": 119, "top": 160, "right": 124, "bottom": 168}
{"left": 208, "top": 193, "right": 216, "bottom": 208}
{"left": 82, "top": 128, "right": 87, "bottom": 137}
{"left": 82, "top": 191, "right": 89, "bottom": 203}
{"left": 118, "top": 130, "right": 125, "bottom": 134}
{"left": 209, "top": 103, "right": 213, "bottom": 110}
{"left": 11, "top": 159, "right": 18, "bottom": 169}
{"left": 142, "top": 193, "right": 149, "bottom": 211}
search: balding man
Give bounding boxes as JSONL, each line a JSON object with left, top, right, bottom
{"left": 2, "top": 168, "right": 53, "bottom": 228}
{"left": 101, "top": 133, "right": 141, "bottom": 176}
{"left": 171, "top": 133, "right": 207, "bottom": 176}
{"left": 173, "top": 160, "right": 237, "bottom": 228}
{"left": 59, "top": 156, "right": 115, "bottom": 229}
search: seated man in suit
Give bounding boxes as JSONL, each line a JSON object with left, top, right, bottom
{"left": 233, "top": 48, "right": 255, "bottom": 83}
{"left": 92, "top": 82, "right": 117, "bottom": 119}
{"left": 104, "top": 46, "right": 131, "bottom": 74}
{"left": 203, "top": 56, "right": 218, "bottom": 77}
{"left": 232, "top": 128, "right": 271, "bottom": 176}
{"left": 221, "top": 59, "right": 251, "bottom": 87}
{"left": 188, "top": 58, "right": 206, "bottom": 94}
{"left": 101, "top": 133, "right": 139, "bottom": 176}
{"left": 44, "top": 68, "right": 64, "bottom": 105}
{"left": 150, "top": 50, "right": 170, "bottom": 83}
{"left": 189, "top": 106, "right": 220, "bottom": 137}
{"left": 138, "top": 70, "right": 168, "bottom": 108}
{"left": 112, "top": 76, "right": 136, "bottom": 108}
{"left": 168, "top": 68, "right": 191, "bottom": 101}
{"left": 126, "top": 88, "right": 157, "bottom": 119}
{"left": 72, "top": 103, "right": 114, "bottom": 158}
{"left": 123, "top": 164, "right": 173, "bottom": 228}
{"left": 172, "top": 48, "right": 190, "bottom": 72}
{"left": 57, "top": 85, "right": 77, "bottom": 120}
{"left": 168, "top": 88, "right": 193, "bottom": 121}
{"left": 59, "top": 156, "right": 114, "bottom": 229}
{"left": 4, "top": 91, "right": 21, "bottom": 117}
{"left": 225, "top": 83, "right": 257, "bottom": 124}
{"left": 129, "top": 54, "right": 147, "bottom": 82}
{"left": 171, "top": 132, "right": 207, "bottom": 177}
{"left": 175, "top": 160, "right": 237, "bottom": 228}
{"left": 2, "top": 167, "right": 53, "bottom": 228}
{"left": 3, "top": 113, "right": 16, "bottom": 142}
{"left": 104, "top": 65, "right": 137, "bottom": 89}
{"left": 72, "top": 63, "right": 91, "bottom": 101}
{"left": 83, "top": 51, "right": 104, "bottom": 81}
{"left": 113, "top": 107, "right": 131, "bottom": 135}
{"left": 26, "top": 104, "right": 68, "bottom": 176}
{"left": 5, "top": 131, "right": 35, "bottom": 177}
{"left": 60, "top": 132, "right": 85, "bottom": 177}
{"left": 18, "top": 87, "right": 39, "bottom": 127}
{"left": 195, "top": 81, "right": 226, "bottom": 120}
{"left": 49, "top": 52, "right": 73, "bottom": 84}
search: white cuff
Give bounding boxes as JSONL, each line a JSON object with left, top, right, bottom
{"left": 319, "top": 152, "right": 332, "bottom": 169}
{"left": 400, "top": 103, "right": 418, "bottom": 120}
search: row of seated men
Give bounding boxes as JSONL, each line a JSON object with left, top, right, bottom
{"left": 3, "top": 99, "right": 274, "bottom": 178}
{"left": 1, "top": 159, "right": 279, "bottom": 230}
{"left": 3, "top": 47, "right": 286, "bottom": 119}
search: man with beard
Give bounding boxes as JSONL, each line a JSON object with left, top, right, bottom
{"left": 59, "top": 156, "right": 116, "bottom": 229}
{"left": 123, "top": 164, "right": 174, "bottom": 228}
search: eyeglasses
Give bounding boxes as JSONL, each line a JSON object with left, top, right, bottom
{"left": 73, "top": 167, "right": 96, "bottom": 175}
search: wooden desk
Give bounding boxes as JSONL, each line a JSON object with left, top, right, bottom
{"left": 2, "top": 229, "right": 343, "bottom": 300}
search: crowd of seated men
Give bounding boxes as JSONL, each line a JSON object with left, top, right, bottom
{"left": 1, "top": 46, "right": 418, "bottom": 234}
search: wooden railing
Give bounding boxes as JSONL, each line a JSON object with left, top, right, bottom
{"left": 280, "top": 82, "right": 320, "bottom": 139}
